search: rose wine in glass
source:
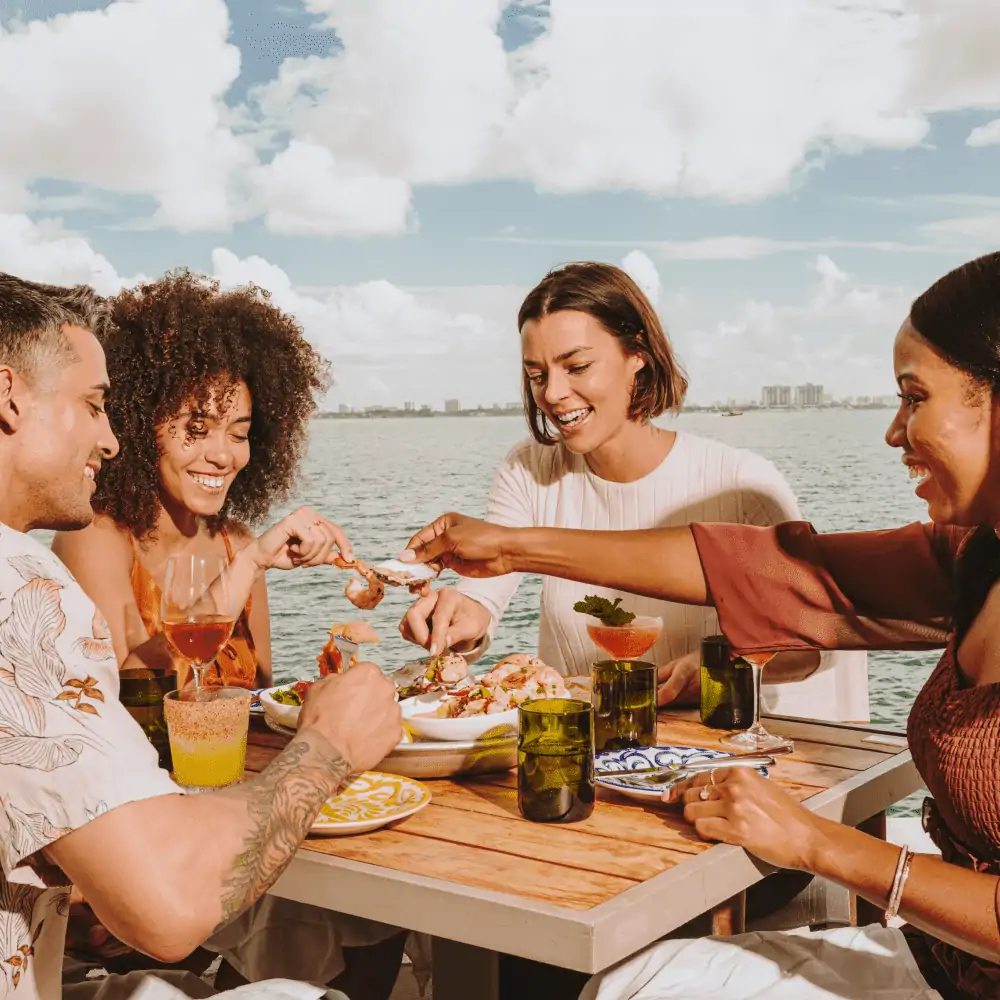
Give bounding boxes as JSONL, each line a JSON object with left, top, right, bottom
{"left": 720, "top": 652, "right": 793, "bottom": 752}
{"left": 161, "top": 554, "right": 236, "bottom": 698}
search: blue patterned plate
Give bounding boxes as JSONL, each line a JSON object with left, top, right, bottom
{"left": 595, "top": 744, "right": 767, "bottom": 800}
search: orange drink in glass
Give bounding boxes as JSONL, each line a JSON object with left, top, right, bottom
{"left": 586, "top": 615, "right": 663, "bottom": 659}
{"left": 163, "top": 687, "right": 251, "bottom": 788}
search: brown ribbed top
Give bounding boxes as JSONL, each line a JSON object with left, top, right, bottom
{"left": 691, "top": 519, "right": 999, "bottom": 998}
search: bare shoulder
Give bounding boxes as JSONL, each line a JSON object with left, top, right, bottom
{"left": 53, "top": 515, "right": 133, "bottom": 569}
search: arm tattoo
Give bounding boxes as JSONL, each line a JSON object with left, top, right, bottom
{"left": 214, "top": 727, "right": 351, "bottom": 931}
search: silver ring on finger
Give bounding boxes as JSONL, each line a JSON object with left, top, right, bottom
{"left": 699, "top": 787, "right": 711, "bottom": 801}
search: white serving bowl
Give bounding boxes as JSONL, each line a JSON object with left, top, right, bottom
{"left": 259, "top": 686, "right": 303, "bottom": 730}
{"left": 400, "top": 691, "right": 518, "bottom": 743}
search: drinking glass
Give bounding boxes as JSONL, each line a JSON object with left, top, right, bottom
{"left": 119, "top": 667, "right": 176, "bottom": 770}
{"left": 699, "top": 636, "right": 753, "bottom": 730}
{"left": 720, "top": 652, "right": 794, "bottom": 752}
{"left": 518, "top": 698, "right": 595, "bottom": 823}
{"left": 591, "top": 660, "right": 657, "bottom": 752}
{"left": 586, "top": 615, "right": 663, "bottom": 660}
{"left": 161, "top": 554, "right": 236, "bottom": 696}
{"left": 163, "top": 686, "right": 252, "bottom": 788}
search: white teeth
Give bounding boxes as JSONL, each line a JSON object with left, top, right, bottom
{"left": 84, "top": 467, "right": 95, "bottom": 480}
{"left": 190, "top": 474, "right": 225, "bottom": 489}
{"left": 555, "top": 408, "right": 591, "bottom": 427}
{"left": 907, "top": 465, "right": 931, "bottom": 483}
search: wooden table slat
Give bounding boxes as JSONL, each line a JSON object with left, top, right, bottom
{"left": 403, "top": 802, "right": 689, "bottom": 880}
{"left": 305, "top": 827, "right": 639, "bottom": 910}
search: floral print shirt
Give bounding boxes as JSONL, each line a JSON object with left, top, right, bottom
{"left": 0, "top": 525, "right": 179, "bottom": 1000}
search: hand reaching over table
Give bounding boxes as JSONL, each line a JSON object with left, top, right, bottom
{"left": 399, "top": 586, "right": 493, "bottom": 657}
{"left": 401, "top": 513, "right": 517, "bottom": 578}
{"left": 299, "top": 661, "right": 402, "bottom": 773}
{"left": 657, "top": 651, "right": 702, "bottom": 707}
{"left": 663, "top": 766, "right": 825, "bottom": 872}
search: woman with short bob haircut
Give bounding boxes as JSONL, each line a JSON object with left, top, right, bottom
{"left": 401, "top": 261, "right": 868, "bottom": 724}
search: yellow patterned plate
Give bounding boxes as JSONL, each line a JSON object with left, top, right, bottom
{"left": 310, "top": 771, "right": 431, "bottom": 837}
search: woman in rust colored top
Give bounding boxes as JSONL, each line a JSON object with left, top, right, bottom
{"left": 405, "top": 252, "right": 1000, "bottom": 999}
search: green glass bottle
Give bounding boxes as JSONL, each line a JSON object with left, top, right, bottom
{"left": 700, "top": 636, "right": 753, "bottom": 730}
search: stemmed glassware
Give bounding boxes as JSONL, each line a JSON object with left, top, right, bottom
{"left": 161, "top": 554, "right": 236, "bottom": 698}
{"left": 586, "top": 615, "right": 663, "bottom": 660}
{"left": 720, "top": 652, "right": 794, "bottom": 752}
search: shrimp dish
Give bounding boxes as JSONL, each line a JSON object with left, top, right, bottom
{"left": 416, "top": 653, "right": 569, "bottom": 719}
{"left": 334, "top": 555, "right": 437, "bottom": 610}
{"left": 393, "top": 653, "right": 470, "bottom": 699}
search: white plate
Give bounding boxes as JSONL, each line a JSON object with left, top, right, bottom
{"left": 262, "top": 711, "right": 517, "bottom": 779}
{"left": 400, "top": 691, "right": 518, "bottom": 743}
{"left": 595, "top": 745, "right": 768, "bottom": 801}
{"left": 310, "top": 771, "right": 431, "bottom": 836}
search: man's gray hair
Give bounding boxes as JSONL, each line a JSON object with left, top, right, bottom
{"left": 0, "top": 273, "right": 110, "bottom": 385}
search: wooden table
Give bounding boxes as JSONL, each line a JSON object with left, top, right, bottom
{"left": 246, "top": 711, "right": 920, "bottom": 1000}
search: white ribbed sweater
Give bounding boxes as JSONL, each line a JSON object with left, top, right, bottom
{"left": 457, "top": 432, "right": 869, "bottom": 722}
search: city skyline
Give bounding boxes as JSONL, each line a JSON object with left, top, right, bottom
{"left": 2, "top": 2, "right": 999, "bottom": 408}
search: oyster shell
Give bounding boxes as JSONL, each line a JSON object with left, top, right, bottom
{"left": 370, "top": 559, "right": 439, "bottom": 586}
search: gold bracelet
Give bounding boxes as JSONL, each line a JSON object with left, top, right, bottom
{"left": 884, "top": 847, "right": 914, "bottom": 922}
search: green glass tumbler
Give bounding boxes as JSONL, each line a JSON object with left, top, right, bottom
{"left": 518, "top": 698, "right": 595, "bottom": 824}
{"left": 119, "top": 667, "right": 176, "bottom": 770}
{"left": 592, "top": 659, "right": 657, "bottom": 753}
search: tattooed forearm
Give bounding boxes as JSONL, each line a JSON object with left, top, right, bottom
{"left": 213, "top": 726, "right": 352, "bottom": 931}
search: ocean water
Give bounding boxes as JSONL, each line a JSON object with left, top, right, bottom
{"left": 270, "top": 408, "right": 939, "bottom": 739}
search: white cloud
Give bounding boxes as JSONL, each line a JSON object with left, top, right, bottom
{"left": 211, "top": 248, "right": 524, "bottom": 407}
{"left": 0, "top": 0, "right": 250, "bottom": 230}
{"left": 0, "top": 213, "right": 141, "bottom": 293}
{"left": 966, "top": 118, "right": 1000, "bottom": 146}
{"left": 620, "top": 250, "right": 662, "bottom": 306}
{"left": 0, "top": 214, "right": 915, "bottom": 407}
{"left": 251, "top": 140, "right": 413, "bottom": 236}
{"left": 667, "top": 255, "right": 913, "bottom": 403}
{"left": 245, "top": 0, "right": 1000, "bottom": 209}
{"left": 920, "top": 212, "right": 1000, "bottom": 245}
{"left": 6, "top": 0, "right": 1000, "bottom": 237}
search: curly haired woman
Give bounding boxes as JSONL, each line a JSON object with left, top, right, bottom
{"left": 53, "top": 270, "right": 406, "bottom": 1000}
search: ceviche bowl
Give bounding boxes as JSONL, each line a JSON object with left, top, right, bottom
{"left": 259, "top": 682, "right": 312, "bottom": 730}
{"left": 400, "top": 691, "right": 519, "bottom": 743}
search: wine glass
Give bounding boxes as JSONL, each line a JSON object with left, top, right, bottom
{"left": 720, "top": 652, "right": 794, "bottom": 752}
{"left": 161, "top": 554, "right": 236, "bottom": 698}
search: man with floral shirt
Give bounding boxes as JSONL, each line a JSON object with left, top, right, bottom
{"left": 0, "top": 273, "right": 402, "bottom": 1000}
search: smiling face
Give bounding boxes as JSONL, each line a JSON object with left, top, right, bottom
{"left": 155, "top": 380, "right": 252, "bottom": 518}
{"left": 521, "top": 310, "right": 645, "bottom": 456}
{"left": 4, "top": 324, "right": 120, "bottom": 531}
{"left": 885, "top": 318, "right": 1000, "bottom": 525}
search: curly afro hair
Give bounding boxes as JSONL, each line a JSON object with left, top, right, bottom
{"left": 94, "top": 269, "right": 331, "bottom": 539}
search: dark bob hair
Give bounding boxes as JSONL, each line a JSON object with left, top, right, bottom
{"left": 94, "top": 270, "right": 330, "bottom": 539}
{"left": 517, "top": 262, "right": 688, "bottom": 445}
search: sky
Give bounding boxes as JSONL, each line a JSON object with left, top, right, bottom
{"left": 1, "top": 0, "right": 1000, "bottom": 409}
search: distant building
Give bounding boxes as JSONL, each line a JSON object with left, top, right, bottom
{"left": 444, "top": 398, "right": 461, "bottom": 413}
{"left": 337, "top": 404, "right": 351, "bottom": 414}
{"left": 404, "top": 401, "right": 415, "bottom": 412}
{"left": 794, "top": 383, "right": 824, "bottom": 407}
{"left": 503, "top": 401, "right": 520, "bottom": 412}
{"left": 760, "top": 385, "right": 792, "bottom": 408}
